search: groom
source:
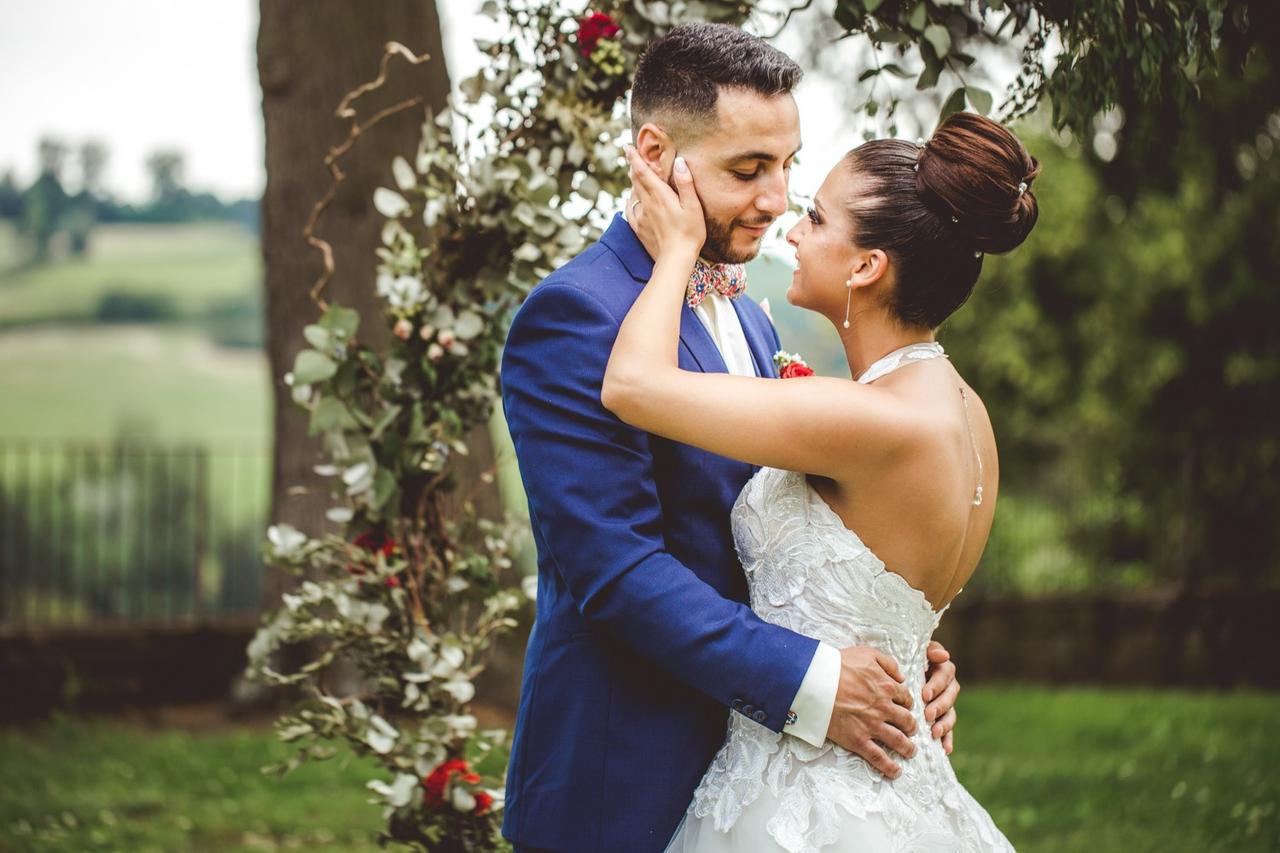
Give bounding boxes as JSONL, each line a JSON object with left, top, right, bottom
{"left": 500, "top": 23, "right": 959, "bottom": 852}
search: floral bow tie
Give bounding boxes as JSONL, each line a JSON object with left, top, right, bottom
{"left": 686, "top": 259, "right": 748, "bottom": 308}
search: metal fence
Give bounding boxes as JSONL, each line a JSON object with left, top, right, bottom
{"left": 0, "top": 440, "right": 269, "bottom": 629}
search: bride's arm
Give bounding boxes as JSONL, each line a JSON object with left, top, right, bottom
{"left": 603, "top": 149, "right": 925, "bottom": 481}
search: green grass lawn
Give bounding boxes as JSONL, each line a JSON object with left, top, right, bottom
{"left": 0, "top": 221, "right": 260, "bottom": 326}
{"left": 1, "top": 687, "right": 1276, "bottom": 852}
{"left": 0, "top": 323, "right": 271, "bottom": 443}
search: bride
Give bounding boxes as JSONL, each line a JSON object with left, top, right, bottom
{"left": 602, "top": 110, "right": 1039, "bottom": 852}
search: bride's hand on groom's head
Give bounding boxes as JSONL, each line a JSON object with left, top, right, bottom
{"left": 624, "top": 145, "right": 706, "bottom": 261}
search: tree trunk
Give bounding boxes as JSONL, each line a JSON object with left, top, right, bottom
{"left": 256, "top": 1, "right": 497, "bottom": 614}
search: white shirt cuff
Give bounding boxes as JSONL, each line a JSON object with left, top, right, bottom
{"left": 784, "top": 641, "right": 841, "bottom": 747}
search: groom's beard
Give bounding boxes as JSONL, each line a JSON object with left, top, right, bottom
{"left": 701, "top": 213, "right": 773, "bottom": 264}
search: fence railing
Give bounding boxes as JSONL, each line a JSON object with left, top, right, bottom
{"left": 0, "top": 439, "right": 269, "bottom": 630}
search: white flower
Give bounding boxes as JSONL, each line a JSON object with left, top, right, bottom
{"left": 522, "top": 575, "right": 538, "bottom": 601}
{"left": 366, "top": 714, "right": 399, "bottom": 754}
{"left": 267, "top": 524, "right": 307, "bottom": 557}
{"left": 432, "top": 305, "right": 456, "bottom": 329}
{"left": 442, "top": 677, "right": 475, "bottom": 704}
{"left": 454, "top": 310, "right": 484, "bottom": 340}
{"left": 391, "top": 156, "right": 417, "bottom": 191}
{"left": 451, "top": 786, "right": 477, "bottom": 812}
{"left": 393, "top": 318, "right": 413, "bottom": 340}
{"left": 513, "top": 242, "right": 541, "bottom": 262}
{"left": 431, "top": 645, "right": 465, "bottom": 678}
{"left": 441, "top": 713, "right": 478, "bottom": 738}
{"left": 380, "top": 274, "right": 424, "bottom": 310}
{"left": 427, "top": 343, "right": 444, "bottom": 361}
{"left": 418, "top": 323, "right": 436, "bottom": 341}
{"left": 437, "top": 328, "right": 457, "bottom": 348}
{"left": 423, "top": 197, "right": 446, "bottom": 228}
{"left": 342, "top": 462, "right": 371, "bottom": 487}
{"left": 364, "top": 603, "right": 390, "bottom": 634}
{"left": 367, "top": 772, "right": 419, "bottom": 808}
{"left": 325, "top": 506, "right": 354, "bottom": 523}
{"left": 373, "top": 187, "right": 410, "bottom": 218}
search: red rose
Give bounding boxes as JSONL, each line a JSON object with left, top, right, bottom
{"left": 577, "top": 12, "right": 621, "bottom": 58}
{"left": 780, "top": 362, "right": 814, "bottom": 379}
{"left": 474, "top": 791, "right": 494, "bottom": 815}
{"left": 422, "top": 759, "right": 481, "bottom": 809}
{"left": 353, "top": 531, "right": 396, "bottom": 558}
{"left": 385, "top": 575, "right": 401, "bottom": 588}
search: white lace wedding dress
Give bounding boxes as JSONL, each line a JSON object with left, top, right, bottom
{"left": 664, "top": 343, "right": 1016, "bottom": 853}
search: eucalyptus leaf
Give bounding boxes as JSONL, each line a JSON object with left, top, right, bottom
{"left": 310, "top": 397, "right": 360, "bottom": 435}
{"left": 940, "top": 86, "right": 967, "bottom": 120}
{"left": 319, "top": 305, "right": 360, "bottom": 340}
{"left": 371, "top": 404, "right": 404, "bottom": 441}
{"left": 967, "top": 85, "right": 994, "bottom": 115}
{"left": 292, "top": 350, "right": 337, "bottom": 385}
{"left": 303, "top": 325, "right": 331, "bottom": 351}
{"left": 924, "top": 24, "right": 952, "bottom": 58}
{"left": 908, "top": 2, "right": 927, "bottom": 31}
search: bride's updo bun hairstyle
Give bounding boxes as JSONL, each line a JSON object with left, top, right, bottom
{"left": 843, "top": 111, "right": 1040, "bottom": 329}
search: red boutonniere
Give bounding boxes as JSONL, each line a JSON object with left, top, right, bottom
{"left": 773, "top": 350, "right": 814, "bottom": 379}
{"left": 576, "top": 11, "right": 621, "bottom": 58}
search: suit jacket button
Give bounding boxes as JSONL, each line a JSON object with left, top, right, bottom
{"left": 752, "top": 710, "right": 768, "bottom": 723}
{"left": 740, "top": 704, "right": 754, "bottom": 716}
{"left": 731, "top": 699, "right": 744, "bottom": 711}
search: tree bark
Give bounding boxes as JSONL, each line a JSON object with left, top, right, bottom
{"left": 257, "top": 1, "right": 497, "bottom": 614}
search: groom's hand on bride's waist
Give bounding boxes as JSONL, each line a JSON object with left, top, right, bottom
{"left": 923, "top": 640, "right": 959, "bottom": 756}
{"left": 826, "top": 646, "right": 918, "bottom": 779}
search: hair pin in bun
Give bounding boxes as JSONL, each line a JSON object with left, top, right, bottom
{"left": 1017, "top": 181, "right": 1029, "bottom": 197}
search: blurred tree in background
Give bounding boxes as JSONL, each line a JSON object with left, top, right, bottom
{"left": 941, "top": 49, "right": 1280, "bottom": 593}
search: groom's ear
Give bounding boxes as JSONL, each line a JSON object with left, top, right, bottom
{"left": 634, "top": 122, "right": 676, "bottom": 181}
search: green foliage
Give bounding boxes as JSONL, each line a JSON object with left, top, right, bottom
{"left": 250, "top": 1, "right": 755, "bottom": 847}
{"left": 93, "top": 290, "right": 178, "bottom": 323}
{"left": 942, "top": 53, "right": 1280, "bottom": 589}
{"left": 829, "top": 0, "right": 1267, "bottom": 137}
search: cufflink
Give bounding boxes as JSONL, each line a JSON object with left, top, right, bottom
{"left": 785, "top": 710, "right": 798, "bottom": 726}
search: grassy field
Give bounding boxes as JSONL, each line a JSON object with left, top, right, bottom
{"left": 0, "top": 221, "right": 260, "bottom": 326}
{"left": 0, "top": 324, "right": 271, "bottom": 442}
{"left": 1, "top": 686, "right": 1276, "bottom": 852}
{"left": 0, "top": 220, "right": 270, "bottom": 444}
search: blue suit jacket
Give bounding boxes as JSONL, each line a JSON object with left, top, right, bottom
{"left": 500, "top": 215, "right": 819, "bottom": 852}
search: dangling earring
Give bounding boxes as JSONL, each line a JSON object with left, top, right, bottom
{"left": 842, "top": 278, "right": 853, "bottom": 329}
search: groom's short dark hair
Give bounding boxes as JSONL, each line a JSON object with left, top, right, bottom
{"left": 630, "top": 22, "right": 802, "bottom": 141}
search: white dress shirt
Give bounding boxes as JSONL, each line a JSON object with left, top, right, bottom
{"left": 691, "top": 290, "right": 841, "bottom": 748}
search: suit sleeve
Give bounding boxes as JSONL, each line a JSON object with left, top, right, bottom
{"left": 500, "top": 282, "right": 817, "bottom": 732}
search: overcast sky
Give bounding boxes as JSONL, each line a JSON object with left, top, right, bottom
{"left": 0, "top": 1, "right": 918, "bottom": 203}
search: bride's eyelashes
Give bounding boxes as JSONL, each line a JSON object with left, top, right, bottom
{"left": 806, "top": 206, "right": 822, "bottom": 225}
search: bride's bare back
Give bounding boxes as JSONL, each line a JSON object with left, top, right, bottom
{"left": 809, "top": 358, "right": 998, "bottom": 611}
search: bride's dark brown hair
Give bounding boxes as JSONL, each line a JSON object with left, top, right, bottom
{"left": 842, "top": 111, "right": 1040, "bottom": 329}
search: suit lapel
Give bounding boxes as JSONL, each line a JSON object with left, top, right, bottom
{"left": 731, "top": 298, "right": 778, "bottom": 378}
{"left": 679, "top": 303, "right": 728, "bottom": 374}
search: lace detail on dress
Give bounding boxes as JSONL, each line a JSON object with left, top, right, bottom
{"left": 679, "top": 467, "right": 1013, "bottom": 853}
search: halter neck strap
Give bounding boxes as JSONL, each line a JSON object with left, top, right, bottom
{"left": 856, "top": 342, "right": 948, "bottom": 385}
